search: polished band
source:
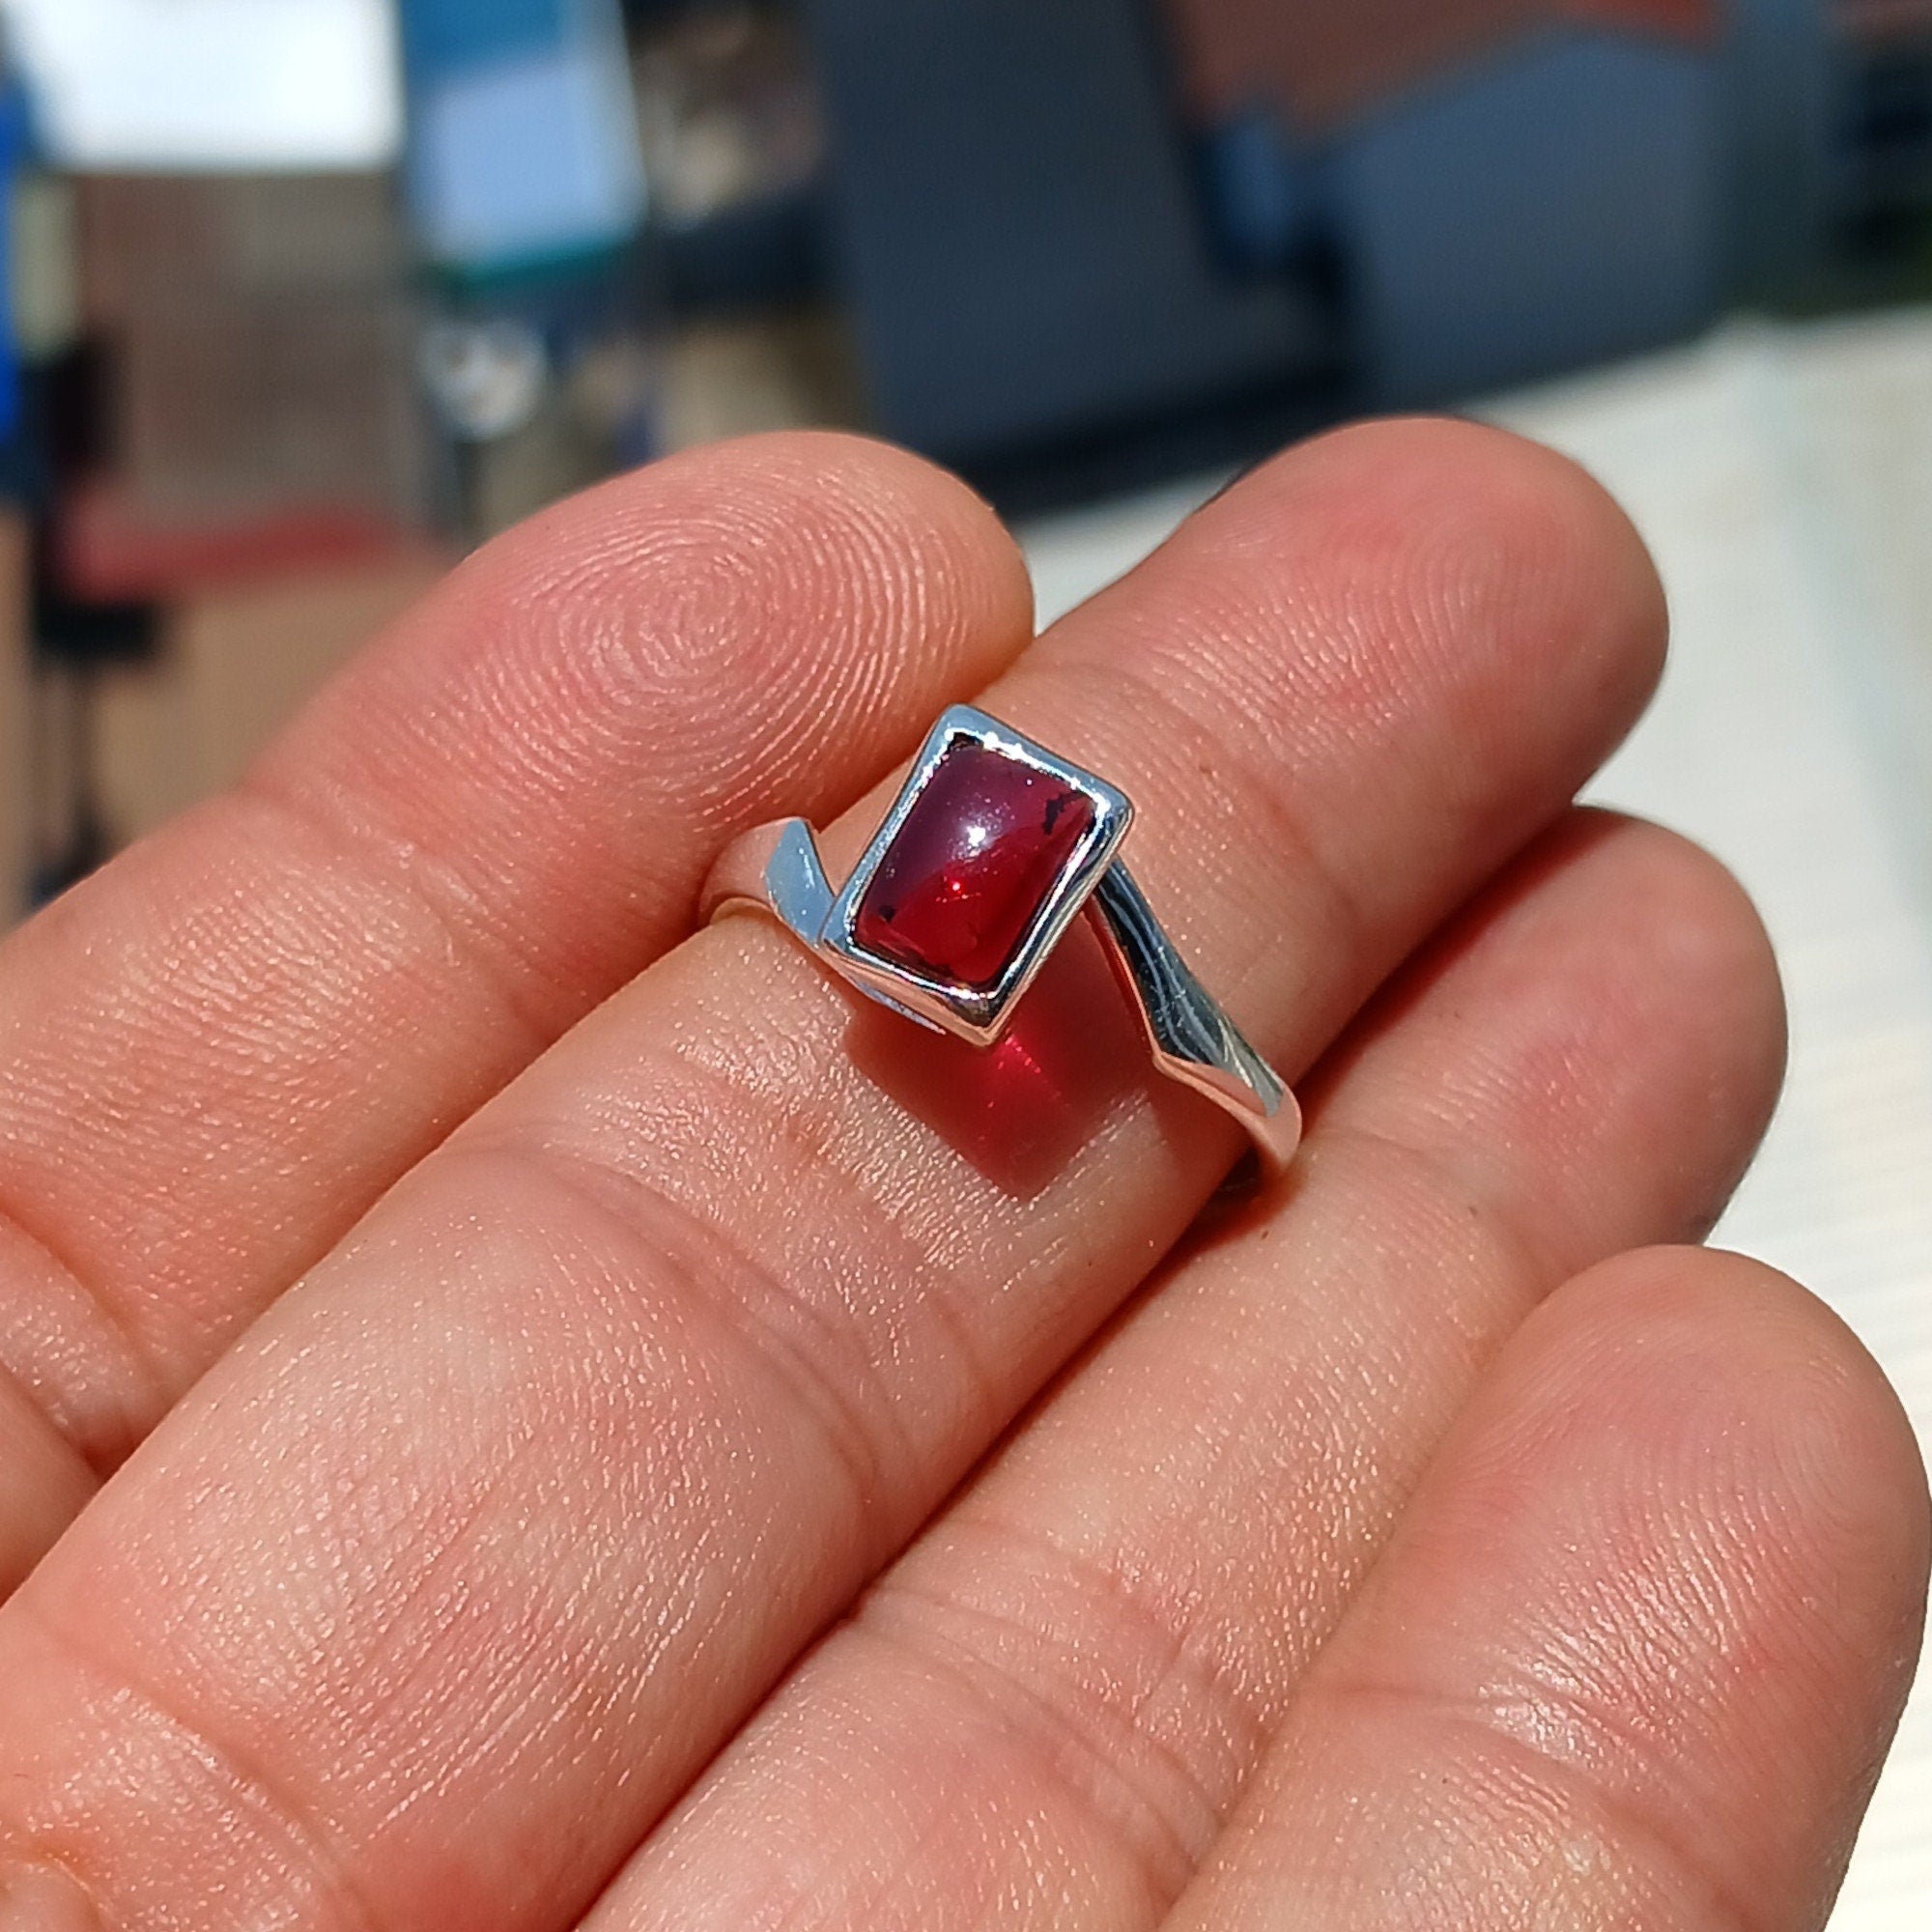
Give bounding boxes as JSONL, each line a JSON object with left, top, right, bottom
{"left": 700, "top": 706, "right": 1301, "bottom": 1169}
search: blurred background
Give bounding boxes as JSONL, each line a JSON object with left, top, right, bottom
{"left": 0, "top": 3, "right": 1928, "bottom": 1923}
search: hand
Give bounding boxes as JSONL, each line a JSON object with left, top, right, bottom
{"left": 0, "top": 423, "right": 1922, "bottom": 1932}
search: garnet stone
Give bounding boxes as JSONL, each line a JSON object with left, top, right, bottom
{"left": 853, "top": 741, "right": 1095, "bottom": 991}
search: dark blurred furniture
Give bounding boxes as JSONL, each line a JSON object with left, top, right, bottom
{"left": 800, "top": 0, "right": 1932, "bottom": 505}
{"left": 801, "top": 0, "right": 1343, "bottom": 503}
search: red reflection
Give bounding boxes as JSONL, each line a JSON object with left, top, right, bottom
{"left": 846, "top": 915, "right": 1150, "bottom": 1198}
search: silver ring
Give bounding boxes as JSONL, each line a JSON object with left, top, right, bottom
{"left": 700, "top": 705, "right": 1301, "bottom": 1170}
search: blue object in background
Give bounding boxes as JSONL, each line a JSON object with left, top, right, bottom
{"left": 0, "top": 71, "right": 31, "bottom": 443}
{"left": 1330, "top": 24, "right": 1723, "bottom": 404}
{"left": 396, "top": 0, "right": 645, "bottom": 279}
{"left": 1199, "top": 107, "right": 1330, "bottom": 277}
{"left": 1180, "top": 0, "right": 1932, "bottom": 413}
{"left": 397, "top": 0, "right": 580, "bottom": 74}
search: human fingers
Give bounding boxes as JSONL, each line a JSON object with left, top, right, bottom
{"left": 1162, "top": 1245, "right": 1929, "bottom": 1931}
{"left": 0, "top": 420, "right": 1663, "bottom": 1931}
{"left": 0, "top": 433, "right": 1031, "bottom": 1589}
{"left": 580, "top": 813, "right": 1785, "bottom": 1932}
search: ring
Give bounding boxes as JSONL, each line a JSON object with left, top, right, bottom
{"left": 700, "top": 705, "right": 1301, "bottom": 1169}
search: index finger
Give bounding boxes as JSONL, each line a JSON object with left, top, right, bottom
{"left": 0, "top": 434, "right": 1031, "bottom": 1569}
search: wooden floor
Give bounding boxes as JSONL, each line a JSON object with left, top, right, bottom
{"left": 1023, "top": 310, "right": 1932, "bottom": 1929}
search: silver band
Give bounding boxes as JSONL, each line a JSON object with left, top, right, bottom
{"left": 700, "top": 707, "right": 1300, "bottom": 1171}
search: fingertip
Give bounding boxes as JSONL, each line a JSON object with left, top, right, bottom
{"left": 1316, "top": 1242, "right": 1929, "bottom": 1925}
{"left": 269, "top": 430, "right": 1036, "bottom": 850}
{"left": 463, "top": 428, "right": 1035, "bottom": 691}
{"left": 1257, "top": 414, "right": 1664, "bottom": 668}
{"left": 1549, "top": 1244, "right": 1930, "bottom": 1630}
{"left": 1486, "top": 1242, "right": 1931, "bottom": 1854}
{"left": 1295, "top": 415, "right": 1666, "bottom": 649}
{"left": 1155, "top": 1240, "right": 1925, "bottom": 1932}
{"left": 1307, "top": 810, "right": 1787, "bottom": 1266}
{"left": 660, "top": 429, "right": 1037, "bottom": 653}
{"left": 1558, "top": 815, "right": 1788, "bottom": 1215}
{"left": 1152, "top": 416, "right": 1668, "bottom": 811}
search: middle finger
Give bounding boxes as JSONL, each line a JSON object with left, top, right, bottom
{"left": 0, "top": 420, "right": 1662, "bottom": 1932}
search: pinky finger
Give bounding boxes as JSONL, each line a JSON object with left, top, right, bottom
{"left": 1165, "top": 1248, "right": 1930, "bottom": 1932}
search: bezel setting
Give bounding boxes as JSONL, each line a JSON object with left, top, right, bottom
{"left": 697, "top": 701, "right": 1300, "bottom": 1168}
{"left": 820, "top": 706, "right": 1133, "bottom": 1045}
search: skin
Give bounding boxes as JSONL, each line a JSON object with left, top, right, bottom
{"left": 0, "top": 421, "right": 1921, "bottom": 1932}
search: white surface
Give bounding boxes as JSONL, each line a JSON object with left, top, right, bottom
{"left": 1021, "top": 312, "right": 1932, "bottom": 1929}
{"left": 0, "top": 0, "right": 402, "bottom": 170}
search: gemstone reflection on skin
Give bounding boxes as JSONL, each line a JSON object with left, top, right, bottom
{"left": 854, "top": 742, "right": 1095, "bottom": 991}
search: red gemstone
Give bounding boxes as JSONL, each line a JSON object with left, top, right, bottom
{"left": 854, "top": 743, "right": 1095, "bottom": 991}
